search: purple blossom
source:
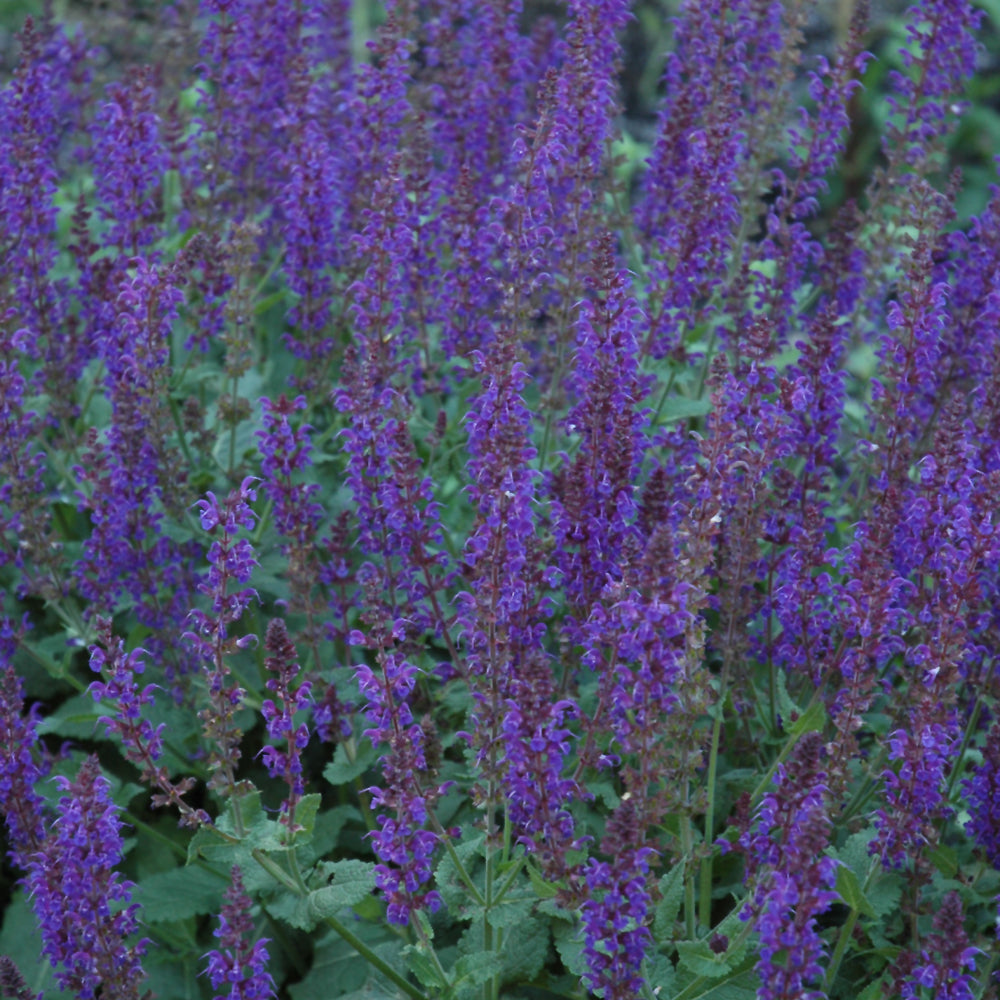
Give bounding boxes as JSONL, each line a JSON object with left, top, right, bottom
{"left": 0, "top": 956, "right": 37, "bottom": 1000}
{"left": 260, "top": 618, "right": 311, "bottom": 833}
{"left": 204, "top": 867, "right": 274, "bottom": 1000}
{"left": 550, "top": 234, "right": 646, "bottom": 641}
{"left": 196, "top": 0, "right": 315, "bottom": 220}
{"left": 25, "top": 756, "right": 148, "bottom": 1000}
{"left": 279, "top": 80, "right": 344, "bottom": 360}
{"left": 899, "top": 893, "right": 979, "bottom": 1000}
{"left": 185, "top": 478, "right": 259, "bottom": 797}
{"left": 93, "top": 68, "right": 168, "bottom": 256}
{"left": 732, "top": 733, "right": 838, "bottom": 1000}
{"left": 257, "top": 395, "right": 323, "bottom": 544}
{"left": 964, "top": 720, "right": 1000, "bottom": 866}
{"left": 637, "top": 0, "right": 753, "bottom": 358}
{"left": 580, "top": 799, "right": 656, "bottom": 1000}
{"left": 0, "top": 655, "right": 48, "bottom": 862}
{"left": 883, "top": 0, "right": 982, "bottom": 174}
{"left": 88, "top": 617, "right": 209, "bottom": 827}
{"left": 0, "top": 18, "right": 65, "bottom": 365}
{"left": 75, "top": 257, "right": 195, "bottom": 646}
{"left": 353, "top": 622, "right": 444, "bottom": 925}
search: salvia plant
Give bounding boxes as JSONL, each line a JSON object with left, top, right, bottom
{"left": 0, "top": 0, "right": 999, "bottom": 998}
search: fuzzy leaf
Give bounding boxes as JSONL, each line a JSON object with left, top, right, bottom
{"left": 677, "top": 938, "right": 736, "bottom": 978}
{"left": 654, "top": 862, "right": 686, "bottom": 940}
{"left": 310, "top": 859, "right": 377, "bottom": 916}
{"left": 323, "top": 740, "right": 380, "bottom": 786}
{"left": 134, "top": 863, "right": 226, "bottom": 922}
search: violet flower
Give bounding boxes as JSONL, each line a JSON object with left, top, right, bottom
{"left": 93, "top": 67, "right": 168, "bottom": 257}
{"left": 732, "top": 733, "right": 838, "bottom": 1000}
{"left": 964, "top": 720, "right": 1000, "bottom": 867}
{"left": 184, "top": 477, "right": 259, "bottom": 798}
{"left": 204, "top": 867, "right": 274, "bottom": 1000}
{"left": 260, "top": 618, "right": 311, "bottom": 834}
{"left": 26, "top": 756, "right": 148, "bottom": 1000}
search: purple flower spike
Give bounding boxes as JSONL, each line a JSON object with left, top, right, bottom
{"left": 26, "top": 756, "right": 148, "bottom": 1000}
{"left": 205, "top": 867, "right": 274, "bottom": 1000}
{"left": 260, "top": 618, "right": 312, "bottom": 834}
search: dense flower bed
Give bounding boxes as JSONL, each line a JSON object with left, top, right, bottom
{"left": 0, "top": 1, "right": 999, "bottom": 998}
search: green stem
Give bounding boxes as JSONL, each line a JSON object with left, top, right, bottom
{"left": 679, "top": 789, "right": 697, "bottom": 938}
{"left": 823, "top": 859, "right": 880, "bottom": 992}
{"left": 698, "top": 703, "right": 724, "bottom": 930}
{"left": 822, "top": 907, "right": 859, "bottom": 993}
{"left": 491, "top": 854, "right": 526, "bottom": 907}
{"left": 946, "top": 662, "right": 994, "bottom": 802}
{"left": 322, "top": 910, "right": 430, "bottom": 1000}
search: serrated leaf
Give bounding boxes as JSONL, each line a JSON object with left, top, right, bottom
{"left": 676, "top": 939, "right": 735, "bottom": 978}
{"left": 289, "top": 792, "right": 322, "bottom": 839}
{"left": 310, "top": 859, "right": 377, "bottom": 915}
{"left": 134, "top": 863, "right": 226, "bottom": 922}
{"left": 659, "top": 396, "right": 712, "bottom": 423}
{"left": 496, "top": 915, "right": 549, "bottom": 982}
{"left": 402, "top": 946, "right": 451, "bottom": 991}
{"left": 288, "top": 929, "right": 370, "bottom": 1000}
{"left": 835, "top": 865, "right": 876, "bottom": 918}
{"left": 788, "top": 698, "right": 827, "bottom": 737}
{"left": 269, "top": 890, "right": 317, "bottom": 931}
{"left": 867, "top": 871, "right": 904, "bottom": 921}
{"left": 187, "top": 791, "right": 286, "bottom": 892}
{"left": 323, "top": 740, "right": 380, "bottom": 786}
{"left": 654, "top": 862, "right": 686, "bottom": 940}
{"left": 553, "top": 923, "right": 586, "bottom": 976}
{"left": 36, "top": 690, "right": 104, "bottom": 739}
{"left": 836, "top": 829, "right": 878, "bottom": 880}
{"left": 454, "top": 951, "right": 504, "bottom": 989}
{"left": 856, "top": 977, "right": 887, "bottom": 1000}
{"left": 648, "top": 954, "right": 677, "bottom": 993}
{"left": 675, "top": 967, "right": 759, "bottom": 1000}
{"left": 0, "top": 891, "right": 73, "bottom": 1000}
{"left": 486, "top": 897, "right": 533, "bottom": 930}
{"left": 434, "top": 831, "right": 486, "bottom": 910}
{"left": 527, "top": 864, "right": 560, "bottom": 899}
{"left": 925, "top": 842, "right": 958, "bottom": 878}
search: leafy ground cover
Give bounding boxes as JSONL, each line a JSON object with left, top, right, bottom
{"left": 1, "top": 1, "right": 1000, "bottom": 999}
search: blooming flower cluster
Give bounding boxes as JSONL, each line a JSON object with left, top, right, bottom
{"left": 0, "top": 0, "right": 998, "bottom": 997}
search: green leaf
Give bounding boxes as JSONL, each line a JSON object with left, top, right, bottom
{"left": 925, "top": 842, "right": 959, "bottom": 879}
{"left": 658, "top": 396, "right": 712, "bottom": 423}
{"left": 134, "top": 863, "right": 226, "bottom": 922}
{"left": 0, "top": 891, "right": 74, "bottom": 1000}
{"left": 675, "top": 967, "right": 759, "bottom": 1000}
{"left": 647, "top": 954, "right": 677, "bottom": 994}
{"left": 402, "top": 945, "right": 451, "bottom": 991}
{"left": 288, "top": 928, "right": 370, "bottom": 1000}
{"left": 527, "top": 863, "right": 560, "bottom": 899}
{"left": 495, "top": 914, "right": 549, "bottom": 982}
{"left": 187, "top": 791, "right": 286, "bottom": 892}
{"left": 552, "top": 921, "right": 586, "bottom": 977}
{"left": 434, "top": 831, "right": 486, "bottom": 910}
{"left": 676, "top": 939, "right": 735, "bottom": 978}
{"left": 486, "top": 897, "right": 534, "bottom": 930}
{"left": 834, "top": 865, "right": 876, "bottom": 918}
{"left": 310, "top": 859, "right": 378, "bottom": 916}
{"left": 290, "top": 792, "right": 322, "bottom": 838}
{"left": 836, "top": 829, "right": 878, "bottom": 880}
{"left": 654, "top": 862, "right": 686, "bottom": 941}
{"left": 866, "top": 871, "right": 904, "bottom": 921}
{"left": 453, "top": 951, "right": 504, "bottom": 990}
{"left": 323, "top": 740, "right": 380, "bottom": 786}
{"left": 143, "top": 952, "right": 203, "bottom": 1000}
{"left": 36, "top": 690, "right": 104, "bottom": 739}
{"left": 787, "top": 697, "right": 827, "bottom": 737}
